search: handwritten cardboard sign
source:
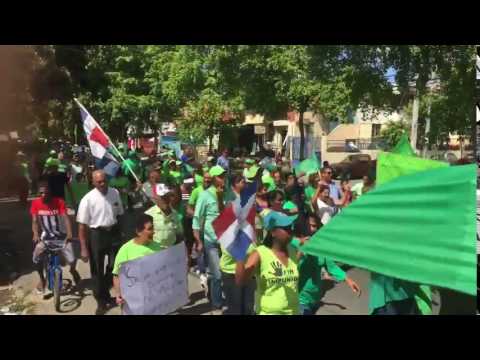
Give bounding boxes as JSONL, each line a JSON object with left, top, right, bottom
{"left": 119, "top": 242, "right": 189, "bottom": 315}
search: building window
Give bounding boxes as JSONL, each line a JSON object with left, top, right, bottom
{"left": 372, "top": 124, "right": 382, "bottom": 138}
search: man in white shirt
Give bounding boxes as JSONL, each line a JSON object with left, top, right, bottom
{"left": 77, "top": 170, "right": 124, "bottom": 315}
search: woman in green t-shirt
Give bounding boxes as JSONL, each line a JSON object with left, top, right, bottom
{"left": 236, "top": 211, "right": 300, "bottom": 315}
{"left": 113, "top": 214, "right": 162, "bottom": 307}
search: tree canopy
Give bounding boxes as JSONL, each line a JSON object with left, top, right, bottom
{"left": 3, "top": 45, "right": 474, "bottom": 158}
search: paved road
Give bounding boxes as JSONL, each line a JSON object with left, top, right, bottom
{"left": 1, "top": 195, "right": 471, "bottom": 316}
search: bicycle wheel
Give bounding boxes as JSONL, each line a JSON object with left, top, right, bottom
{"left": 53, "top": 268, "right": 62, "bottom": 312}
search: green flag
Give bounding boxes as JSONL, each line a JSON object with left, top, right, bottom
{"left": 391, "top": 133, "right": 416, "bottom": 157}
{"left": 376, "top": 152, "right": 447, "bottom": 185}
{"left": 294, "top": 153, "right": 320, "bottom": 176}
{"left": 384, "top": 139, "right": 441, "bottom": 314}
{"left": 301, "top": 164, "right": 476, "bottom": 296}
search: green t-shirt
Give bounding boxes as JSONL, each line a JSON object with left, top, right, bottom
{"left": 169, "top": 170, "right": 183, "bottom": 186}
{"left": 289, "top": 238, "right": 346, "bottom": 309}
{"left": 255, "top": 245, "right": 300, "bottom": 315}
{"left": 64, "top": 181, "right": 90, "bottom": 208}
{"left": 188, "top": 186, "right": 203, "bottom": 207}
{"left": 192, "top": 186, "right": 223, "bottom": 244}
{"left": 369, "top": 273, "right": 419, "bottom": 314}
{"left": 220, "top": 244, "right": 257, "bottom": 274}
{"left": 145, "top": 206, "right": 183, "bottom": 250}
{"left": 109, "top": 176, "right": 131, "bottom": 207}
{"left": 113, "top": 239, "right": 163, "bottom": 275}
{"left": 304, "top": 185, "right": 316, "bottom": 212}
{"left": 58, "top": 160, "right": 69, "bottom": 174}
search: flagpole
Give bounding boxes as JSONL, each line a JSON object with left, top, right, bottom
{"left": 74, "top": 98, "right": 141, "bottom": 184}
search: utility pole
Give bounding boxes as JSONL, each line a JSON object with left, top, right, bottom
{"left": 410, "top": 92, "right": 419, "bottom": 155}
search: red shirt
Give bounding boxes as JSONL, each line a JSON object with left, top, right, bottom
{"left": 30, "top": 197, "right": 67, "bottom": 240}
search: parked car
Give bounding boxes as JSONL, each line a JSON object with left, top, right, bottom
{"left": 331, "top": 154, "right": 376, "bottom": 180}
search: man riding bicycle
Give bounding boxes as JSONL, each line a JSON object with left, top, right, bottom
{"left": 31, "top": 179, "right": 78, "bottom": 295}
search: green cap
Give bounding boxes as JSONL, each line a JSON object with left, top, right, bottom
{"left": 246, "top": 165, "right": 260, "bottom": 179}
{"left": 46, "top": 158, "right": 60, "bottom": 167}
{"left": 49, "top": 150, "right": 57, "bottom": 156}
{"left": 282, "top": 201, "right": 298, "bottom": 211}
{"left": 262, "top": 174, "right": 276, "bottom": 192}
{"left": 264, "top": 211, "right": 298, "bottom": 231}
{"left": 245, "top": 158, "right": 255, "bottom": 165}
{"left": 209, "top": 165, "right": 226, "bottom": 177}
{"left": 175, "top": 160, "right": 182, "bottom": 166}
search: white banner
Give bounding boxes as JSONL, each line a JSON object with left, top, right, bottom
{"left": 119, "top": 242, "right": 189, "bottom": 315}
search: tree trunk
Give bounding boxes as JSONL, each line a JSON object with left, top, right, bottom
{"left": 299, "top": 108, "right": 305, "bottom": 161}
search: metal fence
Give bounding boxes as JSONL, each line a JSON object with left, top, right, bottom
{"left": 327, "top": 138, "right": 387, "bottom": 153}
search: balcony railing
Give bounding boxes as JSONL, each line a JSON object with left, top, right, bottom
{"left": 327, "top": 138, "right": 387, "bottom": 153}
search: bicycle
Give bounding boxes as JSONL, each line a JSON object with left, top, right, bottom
{"left": 42, "top": 241, "right": 65, "bottom": 312}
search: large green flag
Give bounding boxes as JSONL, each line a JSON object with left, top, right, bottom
{"left": 294, "top": 153, "right": 321, "bottom": 176}
{"left": 391, "top": 133, "right": 416, "bottom": 157}
{"left": 301, "top": 164, "right": 476, "bottom": 296}
{"left": 376, "top": 152, "right": 447, "bottom": 185}
{"left": 378, "top": 146, "right": 446, "bottom": 314}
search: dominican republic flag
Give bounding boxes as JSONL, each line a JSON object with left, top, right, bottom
{"left": 74, "top": 99, "right": 120, "bottom": 178}
{"left": 212, "top": 180, "right": 257, "bottom": 261}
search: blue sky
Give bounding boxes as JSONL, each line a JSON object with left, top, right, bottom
{"left": 385, "top": 67, "right": 396, "bottom": 84}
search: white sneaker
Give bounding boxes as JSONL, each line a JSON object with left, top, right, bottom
{"left": 199, "top": 274, "right": 208, "bottom": 295}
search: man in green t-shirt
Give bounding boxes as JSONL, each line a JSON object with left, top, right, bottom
{"left": 290, "top": 215, "right": 361, "bottom": 315}
{"left": 113, "top": 214, "right": 163, "bottom": 307}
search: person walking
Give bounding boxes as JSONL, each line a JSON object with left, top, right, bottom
{"left": 219, "top": 174, "right": 256, "bottom": 315}
{"left": 235, "top": 211, "right": 300, "bottom": 315}
{"left": 192, "top": 165, "right": 226, "bottom": 313}
{"left": 113, "top": 214, "right": 162, "bottom": 308}
{"left": 77, "top": 170, "right": 124, "bottom": 315}
{"left": 144, "top": 184, "right": 183, "bottom": 250}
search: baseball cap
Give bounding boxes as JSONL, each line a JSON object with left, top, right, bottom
{"left": 46, "top": 158, "right": 60, "bottom": 167}
{"left": 155, "top": 184, "right": 171, "bottom": 197}
{"left": 184, "top": 178, "right": 194, "bottom": 184}
{"left": 49, "top": 150, "right": 57, "bottom": 156}
{"left": 263, "top": 211, "right": 298, "bottom": 231}
{"left": 282, "top": 201, "right": 298, "bottom": 211}
{"left": 209, "top": 165, "right": 226, "bottom": 177}
{"left": 262, "top": 174, "right": 276, "bottom": 192}
{"left": 245, "top": 158, "right": 255, "bottom": 165}
{"left": 246, "top": 165, "right": 260, "bottom": 179}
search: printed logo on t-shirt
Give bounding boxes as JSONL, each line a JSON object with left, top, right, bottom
{"left": 266, "top": 261, "right": 297, "bottom": 287}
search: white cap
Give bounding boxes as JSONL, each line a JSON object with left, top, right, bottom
{"left": 155, "top": 184, "right": 171, "bottom": 197}
{"left": 183, "top": 178, "right": 194, "bottom": 184}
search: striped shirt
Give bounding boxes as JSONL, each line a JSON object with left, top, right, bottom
{"left": 30, "top": 197, "right": 67, "bottom": 240}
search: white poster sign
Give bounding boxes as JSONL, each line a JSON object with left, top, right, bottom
{"left": 119, "top": 242, "right": 189, "bottom": 315}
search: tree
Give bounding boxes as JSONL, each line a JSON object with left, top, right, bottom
{"left": 380, "top": 121, "right": 411, "bottom": 150}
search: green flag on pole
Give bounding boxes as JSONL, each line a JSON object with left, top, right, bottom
{"left": 391, "top": 133, "right": 416, "bottom": 157}
{"left": 301, "top": 164, "right": 476, "bottom": 296}
{"left": 294, "top": 153, "right": 321, "bottom": 176}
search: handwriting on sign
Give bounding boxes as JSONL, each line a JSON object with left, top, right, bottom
{"left": 120, "top": 243, "right": 189, "bottom": 315}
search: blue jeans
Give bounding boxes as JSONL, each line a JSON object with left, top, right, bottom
{"left": 299, "top": 303, "right": 320, "bottom": 315}
{"left": 205, "top": 242, "right": 223, "bottom": 309}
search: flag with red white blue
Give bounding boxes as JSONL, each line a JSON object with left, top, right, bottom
{"left": 75, "top": 99, "right": 120, "bottom": 178}
{"left": 213, "top": 180, "right": 257, "bottom": 261}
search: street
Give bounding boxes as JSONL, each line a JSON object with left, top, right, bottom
{"left": 0, "top": 194, "right": 449, "bottom": 316}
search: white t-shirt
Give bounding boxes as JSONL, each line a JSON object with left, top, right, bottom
{"left": 70, "top": 163, "right": 83, "bottom": 178}
{"left": 316, "top": 199, "right": 338, "bottom": 225}
{"left": 77, "top": 187, "right": 124, "bottom": 228}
